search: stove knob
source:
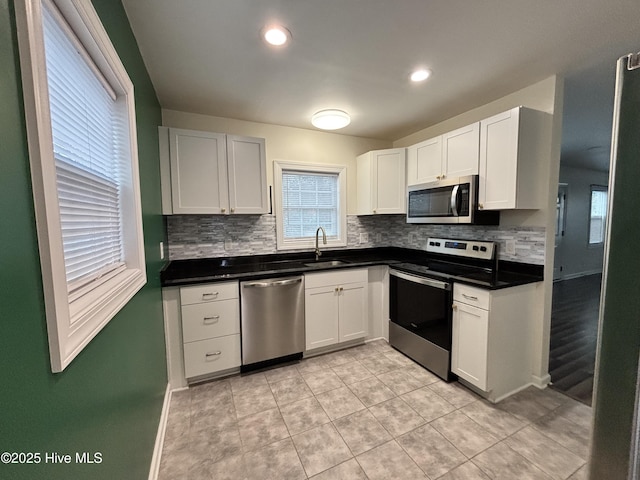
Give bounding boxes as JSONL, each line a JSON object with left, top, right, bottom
{"left": 472, "top": 246, "right": 479, "bottom": 251}
{"left": 480, "top": 246, "right": 487, "bottom": 252}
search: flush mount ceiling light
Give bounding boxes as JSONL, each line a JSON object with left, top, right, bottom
{"left": 410, "top": 69, "right": 432, "bottom": 82}
{"left": 262, "top": 25, "right": 291, "bottom": 46}
{"left": 311, "top": 109, "right": 351, "bottom": 130}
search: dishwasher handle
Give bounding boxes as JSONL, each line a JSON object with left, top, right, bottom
{"left": 242, "top": 277, "right": 302, "bottom": 288}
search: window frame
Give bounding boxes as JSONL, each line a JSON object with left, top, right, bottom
{"left": 16, "top": 0, "right": 146, "bottom": 372}
{"left": 274, "top": 160, "right": 347, "bottom": 251}
{"left": 588, "top": 184, "right": 608, "bottom": 247}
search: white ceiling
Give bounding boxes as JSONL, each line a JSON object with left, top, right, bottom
{"left": 122, "top": 0, "right": 640, "bottom": 171}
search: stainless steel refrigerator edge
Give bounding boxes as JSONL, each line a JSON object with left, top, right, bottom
{"left": 590, "top": 51, "right": 640, "bottom": 480}
{"left": 240, "top": 276, "right": 305, "bottom": 365}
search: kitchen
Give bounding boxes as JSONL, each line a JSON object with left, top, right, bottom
{"left": 2, "top": 1, "right": 639, "bottom": 480}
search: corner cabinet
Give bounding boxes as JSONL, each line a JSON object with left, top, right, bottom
{"left": 305, "top": 269, "right": 368, "bottom": 351}
{"left": 159, "top": 127, "right": 268, "bottom": 215}
{"left": 357, "top": 148, "right": 406, "bottom": 215}
{"left": 407, "top": 122, "right": 479, "bottom": 186}
{"left": 451, "top": 282, "right": 538, "bottom": 402}
{"left": 478, "top": 107, "right": 547, "bottom": 210}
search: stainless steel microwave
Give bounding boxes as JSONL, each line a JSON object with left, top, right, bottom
{"left": 406, "top": 175, "right": 499, "bottom": 225}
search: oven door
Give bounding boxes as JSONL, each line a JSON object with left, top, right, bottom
{"left": 389, "top": 269, "right": 452, "bottom": 349}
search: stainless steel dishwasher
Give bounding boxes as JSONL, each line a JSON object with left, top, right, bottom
{"left": 240, "top": 275, "right": 305, "bottom": 366}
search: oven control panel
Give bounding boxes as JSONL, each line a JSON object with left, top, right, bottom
{"left": 426, "top": 237, "right": 495, "bottom": 260}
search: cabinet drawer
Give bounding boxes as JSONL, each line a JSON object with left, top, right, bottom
{"left": 454, "top": 283, "right": 490, "bottom": 310}
{"left": 181, "top": 299, "right": 239, "bottom": 343}
{"left": 180, "top": 282, "right": 238, "bottom": 305}
{"left": 305, "top": 268, "right": 368, "bottom": 289}
{"left": 183, "top": 334, "right": 241, "bottom": 378}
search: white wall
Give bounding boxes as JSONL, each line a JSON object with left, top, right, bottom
{"left": 556, "top": 165, "right": 609, "bottom": 279}
{"left": 162, "top": 110, "right": 391, "bottom": 215}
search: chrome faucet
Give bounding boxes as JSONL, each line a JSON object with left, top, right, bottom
{"left": 315, "top": 226, "right": 327, "bottom": 261}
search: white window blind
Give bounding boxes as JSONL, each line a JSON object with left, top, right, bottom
{"left": 282, "top": 171, "right": 339, "bottom": 239}
{"left": 43, "top": 3, "right": 125, "bottom": 296}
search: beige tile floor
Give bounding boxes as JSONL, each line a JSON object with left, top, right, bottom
{"left": 159, "top": 340, "right": 592, "bottom": 480}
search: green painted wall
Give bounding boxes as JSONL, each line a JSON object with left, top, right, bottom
{"left": 0, "top": 1, "right": 167, "bottom": 479}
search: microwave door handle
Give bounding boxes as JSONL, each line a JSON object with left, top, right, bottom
{"left": 450, "top": 185, "right": 460, "bottom": 216}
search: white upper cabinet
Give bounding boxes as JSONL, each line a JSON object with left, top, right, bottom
{"left": 478, "top": 107, "right": 546, "bottom": 210}
{"left": 407, "top": 122, "right": 479, "bottom": 186}
{"left": 226, "top": 135, "right": 268, "bottom": 214}
{"left": 357, "top": 148, "right": 406, "bottom": 215}
{"left": 442, "top": 122, "right": 480, "bottom": 178}
{"left": 407, "top": 136, "right": 442, "bottom": 185}
{"left": 159, "top": 127, "right": 268, "bottom": 215}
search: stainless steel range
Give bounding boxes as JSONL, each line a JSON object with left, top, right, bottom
{"left": 389, "top": 237, "right": 496, "bottom": 381}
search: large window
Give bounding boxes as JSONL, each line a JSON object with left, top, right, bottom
{"left": 16, "top": 0, "right": 146, "bottom": 372}
{"left": 589, "top": 185, "right": 608, "bottom": 245}
{"left": 274, "top": 161, "right": 347, "bottom": 250}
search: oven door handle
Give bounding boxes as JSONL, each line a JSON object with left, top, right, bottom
{"left": 450, "top": 184, "right": 460, "bottom": 216}
{"left": 390, "top": 269, "right": 450, "bottom": 290}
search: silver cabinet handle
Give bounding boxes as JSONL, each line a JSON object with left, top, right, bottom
{"left": 243, "top": 278, "right": 302, "bottom": 288}
{"left": 202, "top": 292, "right": 219, "bottom": 300}
{"left": 205, "top": 351, "right": 222, "bottom": 358}
{"left": 203, "top": 315, "right": 220, "bottom": 324}
{"left": 462, "top": 293, "right": 479, "bottom": 301}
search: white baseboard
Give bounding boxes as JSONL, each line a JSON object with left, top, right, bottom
{"left": 148, "top": 384, "right": 172, "bottom": 480}
{"left": 531, "top": 373, "right": 551, "bottom": 389}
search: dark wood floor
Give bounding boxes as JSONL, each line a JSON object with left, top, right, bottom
{"left": 548, "top": 273, "right": 602, "bottom": 406}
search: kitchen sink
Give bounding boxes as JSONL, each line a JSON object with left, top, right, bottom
{"left": 303, "top": 260, "right": 347, "bottom": 267}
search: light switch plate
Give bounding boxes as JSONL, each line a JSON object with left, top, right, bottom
{"left": 505, "top": 239, "right": 516, "bottom": 255}
{"left": 359, "top": 233, "right": 369, "bottom": 244}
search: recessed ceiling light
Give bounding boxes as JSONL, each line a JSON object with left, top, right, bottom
{"left": 262, "top": 25, "right": 291, "bottom": 46}
{"left": 410, "top": 69, "right": 432, "bottom": 82}
{"left": 311, "top": 109, "right": 351, "bottom": 130}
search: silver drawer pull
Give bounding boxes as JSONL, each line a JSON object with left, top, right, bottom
{"left": 202, "top": 292, "right": 219, "bottom": 300}
{"left": 203, "top": 315, "right": 220, "bottom": 324}
{"left": 205, "top": 351, "right": 222, "bottom": 358}
{"left": 462, "top": 293, "right": 479, "bottom": 301}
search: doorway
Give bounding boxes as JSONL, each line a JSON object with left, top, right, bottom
{"left": 549, "top": 170, "right": 609, "bottom": 405}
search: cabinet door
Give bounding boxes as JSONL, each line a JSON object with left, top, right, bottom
{"left": 479, "top": 108, "right": 519, "bottom": 210}
{"left": 443, "top": 123, "right": 479, "bottom": 179}
{"left": 373, "top": 148, "right": 406, "bottom": 214}
{"left": 305, "top": 286, "right": 339, "bottom": 350}
{"left": 169, "top": 128, "right": 228, "bottom": 214}
{"left": 226, "top": 135, "right": 268, "bottom": 214}
{"left": 451, "top": 302, "right": 489, "bottom": 390}
{"left": 338, "top": 282, "right": 368, "bottom": 342}
{"left": 407, "top": 136, "right": 442, "bottom": 185}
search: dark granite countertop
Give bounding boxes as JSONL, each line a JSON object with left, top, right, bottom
{"left": 161, "top": 247, "right": 543, "bottom": 290}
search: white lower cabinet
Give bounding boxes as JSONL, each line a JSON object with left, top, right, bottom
{"left": 452, "top": 296, "right": 490, "bottom": 391}
{"left": 452, "top": 282, "right": 538, "bottom": 402}
{"left": 305, "top": 269, "right": 368, "bottom": 351}
{"left": 183, "top": 335, "right": 241, "bottom": 378}
{"left": 180, "top": 281, "right": 241, "bottom": 380}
